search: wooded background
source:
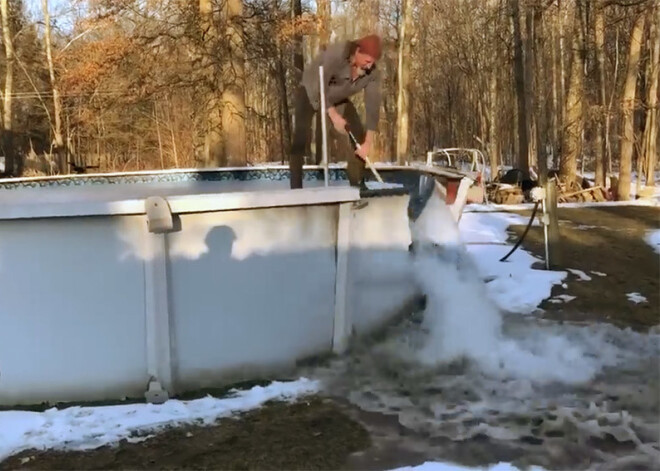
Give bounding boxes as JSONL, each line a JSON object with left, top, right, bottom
{"left": 0, "top": 0, "right": 657, "bottom": 200}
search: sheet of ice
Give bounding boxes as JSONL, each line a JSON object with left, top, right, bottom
{"left": 645, "top": 230, "right": 660, "bottom": 255}
{"left": 390, "top": 461, "right": 546, "bottom": 471}
{"left": 364, "top": 181, "right": 405, "bottom": 190}
{"left": 567, "top": 268, "right": 592, "bottom": 281}
{"left": 626, "top": 292, "right": 648, "bottom": 304}
{"left": 0, "top": 378, "right": 319, "bottom": 462}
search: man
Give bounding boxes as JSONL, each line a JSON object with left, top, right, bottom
{"left": 290, "top": 34, "right": 383, "bottom": 189}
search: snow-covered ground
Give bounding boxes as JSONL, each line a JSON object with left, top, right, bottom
{"left": 645, "top": 230, "right": 660, "bottom": 254}
{"left": 459, "top": 210, "right": 566, "bottom": 314}
{"left": 0, "top": 378, "right": 319, "bottom": 462}
{"left": 466, "top": 197, "right": 659, "bottom": 213}
{"left": 391, "top": 462, "right": 546, "bottom": 471}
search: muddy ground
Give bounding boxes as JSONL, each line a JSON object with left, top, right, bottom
{"left": 3, "top": 205, "right": 659, "bottom": 471}
{"left": 509, "top": 205, "right": 659, "bottom": 330}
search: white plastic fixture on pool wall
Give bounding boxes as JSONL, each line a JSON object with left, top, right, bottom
{"left": 145, "top": 196, "right": 174, "bottom": 233}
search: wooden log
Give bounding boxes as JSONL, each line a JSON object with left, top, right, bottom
{"left": 561, "top": 185, "right": 605, "bottom": 199}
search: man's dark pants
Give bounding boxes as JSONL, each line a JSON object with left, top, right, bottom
{"left": 290, "top": 86, "right": 366, "bottom": 189}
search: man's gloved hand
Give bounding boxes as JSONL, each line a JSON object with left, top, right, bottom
{"left": 327, "top": 107, "right": 347, "bottom": 134}
{"left": 355, "top": 141, "right": 370, "bottom": 161}
{"left": 354, "top": 131, "right": 374, "bottom": 162}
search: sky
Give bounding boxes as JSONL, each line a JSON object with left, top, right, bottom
{"left": 24, "top": 0, "right": 79, "bottom": 33}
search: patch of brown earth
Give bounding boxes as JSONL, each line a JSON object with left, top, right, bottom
{"left": 508, "top": 206, "right": 659, "bottom": 330}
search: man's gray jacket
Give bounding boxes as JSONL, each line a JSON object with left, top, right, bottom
{"left": 301, "top": 41, "right": 382, "bottom": 131}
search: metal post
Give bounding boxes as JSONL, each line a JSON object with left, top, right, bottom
{"left": 545, "top": 179, "right": 562, "bottom": 269}
{"left": 319, "top": 66, "right": 329, "bottom": 187}
{"left": 542, "top": 196, "right": 550, "bottom": 270}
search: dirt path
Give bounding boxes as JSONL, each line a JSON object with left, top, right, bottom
{"left": 508, "top": 205, "right": 659, "bottom": 330}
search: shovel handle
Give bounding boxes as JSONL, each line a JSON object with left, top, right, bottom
{"left": 345, "top": 127, "right": 384, "bottom": 184}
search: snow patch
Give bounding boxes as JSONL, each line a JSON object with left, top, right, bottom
{"left": 567, "top": 268, "right": 592, "bottom": 281}
{"left": 0, "top": 378, "right": 319, "bottom": 462}
{"left": 644, "top": 230, "right": 660, "bottom": 255}
{"left": 459, "top": 211, "right": 565, "bottom": 314}
{"left": 364, "top": 181, "right": 404, "bottom": 190}
{"left": 591, "top": 271, "right": 607, "bottom": 277}
{"left": 465, "top": 199, "right": 659, "bottom": 212}
{"left": 390, "top": 461, "right": 547, "bottom": 471}
{"left": 627, "top": 292, "right": 648, "bottom": 304}
{"left": 549, "top": 294, "right": 577, "bottom": 304}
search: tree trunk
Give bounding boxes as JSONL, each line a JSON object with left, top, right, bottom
{"left": 292, "top": 0, "right": 304, "bottom": 83}
{"left": 221, "top": 0, "right": 246, "bottom": 166}
{"left": 154, "top": 100, "right": 165, "bottom": 168}
{"left": 510, "top": 0, "right": 529, "bottom": 171}
{"left": 395, "top": 0, "right": 414, "bottom": 164}
{"left": 642, "top": 5, "right": 659, "bottom": 186}
{"left": 534, "top": 7, "right": 546, "bottom": 180}
{"left": 0, "top": 0, "right": 15, "bottom": 176}
{"left": 593, "top": 0, "right": 607, "bottom": 187}
{"left": 199, "top": 0, "right": 223, "bottom": 167}
{"left": 524, "top": 4, "right": 538, "bottom": 170}
{"left": 318, "top": 0, "right": 331, "bottom": 47}
{"left": 560, "top": 0, "right": 585, "bottom": 181}
{"left": 551, "top": 9, "right": 560, "bottom": 168}
{"left": 42, "top": 0, "right": 67, "bottom": 174}
{"left": 606, "top": 28, "right": 621, "bottom": 174}
{"left": 618, "top": 12, "right": 646, "bottom": 201}
{"left": 165, "top": 95, "right": 180, "bottom": 168}
{"left": 277, "top": 48, "right": 291, "bottom": 161}
{"left": 358, "top": 0, "right": 380, "bottom": 35}
{"left": 558, "top": 0, "right": 567, "bottom": 168}
{"left": 488, "top": 70, "right": 500, "bottom": 177}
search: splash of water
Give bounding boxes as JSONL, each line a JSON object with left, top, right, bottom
{"left": 409, "top": 195, "right": 635, "bottom": 385}
{"left": 305, "top": 194, "right": 659, "bottom": 470}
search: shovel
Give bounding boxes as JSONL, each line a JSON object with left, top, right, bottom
{"left": 345, "top": 126, "right": 384, "bottom": 184}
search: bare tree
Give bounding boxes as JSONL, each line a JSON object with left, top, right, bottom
{"left": 560, "top": 0, "right": 585, "bottom": 182}
{"left": 318, "top": 0, "right": 331, "bottom": 46}
{"left": 642, "top": 4, "right": 659, "bottom": 186}
{"left": 510, "top": 0, "right": 529, "bottom": 171}
{"left": 396, "top": 0, "right": 414, "bottom": 164}
{"left": 221, "top": 0, "right": 247, "bottom": 166}
{"left": 42, "top": 0, "right": 66, "bottom": 173}
{"left": 199, "top": 0, "right": 223, "bottom": 166}
{"left": 292, "top": 0, "right": 303, "bottom": 82}
{"left": 0, "top": 0, "right": 15, "bottom": 175}
{"left": 618, "top": 11, "right": 646, "bottom": 200}
{"left": 0, "top": 0, "right": 652, "bottom": 185}
{"left": 593, "top": 0, "right": 608, "bottom": 187}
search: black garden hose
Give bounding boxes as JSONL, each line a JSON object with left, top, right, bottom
{"left": 499, "top": 200, "right": 540, "bottom": 262}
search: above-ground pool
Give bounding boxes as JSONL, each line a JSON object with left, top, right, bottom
{"left": 0, "top": 164, "right": 473, "bottom": 405}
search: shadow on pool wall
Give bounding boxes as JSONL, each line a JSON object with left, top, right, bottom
{"left": 0, "top": 188, "right": 435, "bottom": 406}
